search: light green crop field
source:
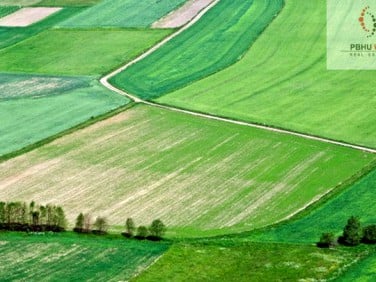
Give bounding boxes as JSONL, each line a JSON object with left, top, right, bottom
{"left": 0, "top": 8, "right": 84, "bottom": 49}
{"left": 158, "top": 0, "right": 376, "bottom": 149}
{"left": 134, "top": 242, "right": 360, "bottom": 282}
{"left": 249, "top": 168, "right": 376, "bottom": 244}
{"left": 0, "top": 74, "right": 129, "bottom": 156}
{"left": 335, "top": 252, "right": 376, "bottom": 282}
{"left": 0, "top": 106, "right": 373, "bottom": 237}
{"left": 59, "top": 0, "right": 186, "bottom": 28}
{"left": 0, "top": 29, "right": 172, "bottom": 76}
{"left": 0, "top": 6, "right": 17, "bottom": 17}
{"left": 0, "top": 232, "right": 169, "bottom": 281}
{"left": 110, "top": 0, "right": 284, "bottom": 99}
{"left": 38, "top": 0, "right": 100, "bottom": 6}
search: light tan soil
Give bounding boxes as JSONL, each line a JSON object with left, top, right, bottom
{"left": 0, "top": 7, "right": 61, "bottom": 27}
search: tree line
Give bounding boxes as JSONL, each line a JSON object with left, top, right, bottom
{"left": 318, "top": 216, "right": 376, "bottom": 248}
{"left": 73, "top": 213, "right": 166, "bottom": 240}
{"left": 0, "top": 201, "right": 66, "bottom": 232}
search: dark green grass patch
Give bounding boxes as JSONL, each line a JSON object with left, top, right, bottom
{"left": 37, "top": 0, "right": 101, "bottom": 6}
{"left": 0, "top": 232, "right": 169, "bottom": 281}
{"left": 0, "top": 6, "right": 18, "bottom": 17}
{"left": 134, "top": 242, "right": 362, "bottom": 282}
{"left": 0, "top": 28, "right": 172, "bottom": 75}
{"left": 249, "top": 168, "right": 376, "bottom": 244}
{"left": 158, "top": 0, "right": 376, "bottom": 148}
{"left": 59, "top": 0, "right": 186, "bottom": 28}
{"left": 110, "top": 0, "right": 284, "bottom": 99}
{"left": 0, "top": 74, "right": 129, "bottom": 156}
{"left": 0, "top": 8, "right": 83, "bottom": 50}
{"left": 0, "top": 0, "right": 39, "bottom": 6}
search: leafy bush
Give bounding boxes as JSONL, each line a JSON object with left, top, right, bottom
{"left": 362, "top": 224, "right": 376, "bottom": 244}
{"left": 339, "top": 216, "right": 362, "bottom": 246}
{"left": 317, "top": 232, "right": 336, "bottom": 248}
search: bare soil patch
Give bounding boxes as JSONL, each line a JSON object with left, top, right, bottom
{"left": 0, "top": 7, "right": 61, "bottom": 27}
{"left": 152, "top": 0, "right": 215, "bottom": 28}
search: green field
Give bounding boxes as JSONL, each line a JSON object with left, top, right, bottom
{"left": 135, "top": 241, "right": 362, "bottom": 281}
{"left": 59, "top": 0, "right": 186, "bottom": 28}
{"left": 0, "top": 29, "right": 172, "bottom": 76}
{"left": 0, "top": 232, "right": 169, "bottom": 281}
{"left": 0, "top": 8, "right": 84, "bottom": 49}
{"left": 0, "top": 0, "right": 39, "bottom": 6}
{"left": 38, "top": 0, "right": 100, "bottom": 6}
{"left": 0, "top": 6, "right": 17, "bottom": 17}
{"left": 248, "top": 168, "right": 376, "bottom": 243}
{"left": 0, "top": 105, "right": 373, "bottom": 237}
{"left": 0, "top": 74, "right": 129, "bottom": 156}
{"left": 157, "top": 0, "right": 376, "bottom": 148}
{"left": 110, "top": 0, "right": 284, "bottom": 99}
{"left": 335, "top": 252, "right": 376, "bottom": 282}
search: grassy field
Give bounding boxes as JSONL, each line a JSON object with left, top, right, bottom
{"left": 59, "top": 0, "right": 186, "bottom": 28}
{"left": 134, "top": 241, "right": 363, "bottom": 281}
{"left": 0, "top": 8, "right": 84, "bottom": 49}
{"left": 0, "top": 29, "right": 172, "bottom": 76}
{"left": 157, "top": 0, "right": 376, "bottom": 149}
{"left": 0, "top": 6, "right": 17, "bottom": 17}
{"left": 335, "top": 252, "right": 376, "bottom": 282}
{"left": 38, "top": 0, "right": 100, "bottom": 6}
{"left": 110, "top": 0, "right": 284, "bottom": 99}
{"left": 0, "top": 105, "right": 373, "bottom": 237}
{"left": 0, "top": 0, "right": 39, "bottom": 6}
{"left": 248, "top": 168, "right": 376, "bottom": 244}
{"left": 0, "top": 232, "right": 169, "bottom": 281}
{"left": 0, "top": 74, "right": 129, "bottom": 156}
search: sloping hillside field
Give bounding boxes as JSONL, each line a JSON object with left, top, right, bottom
{"left": 0, "top": 106, "right": 373, "bottom": 237}
{"left": 59, "top": 0, "right": 187, "bottom": 28}
{"left": 0, "top": 233, "right": 168, "bottom": 281}
{"left": 156, "top": 0, "right": 376, "bottom": 148}
{"left": 110, "top": 0, "right": 284, "bottom": 99}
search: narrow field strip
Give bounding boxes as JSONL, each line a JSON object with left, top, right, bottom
{"left": 0, "top": 6, "right": 18, "bottom": 18}
{"left": 59, "top": 0, "right": 187, "bottom": 28}
{"left": 152, "top": 0, "right": 215, "bottom": 28}
{"left": 0, "top": 233, "right": 168, "bottom": 281}
{"left": 0, "top": 7, "right": 62, "bottom": 27}
{"left": 0, "top": 106, "right": 373, "bottom": 237}
{"left": 110, "top": 0, "right": 284, "bottom": 99}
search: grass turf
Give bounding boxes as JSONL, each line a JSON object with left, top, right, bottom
{"left": 0, "top": 6, "right": 18, "bottom": 17}
{"left": 133, "top": 241, "right": 364, "bottom": 282}
{"left": 0, "top": 232, "right": 169, "bottom": 281}
{"left": 0, "top": 105, "right": 373, "bottom": 237}
{"left": 110, "top": 0, "right": 284, "bottom": 99}
{"left": 334, "top": 251, "right": 376, "bottom": 282}
{"left": 0, "top": 0, "right": 39, "bottom": 6}
{"left": 248, "top": 168, "right": 376, "bottom": 244}
{"left": 157, "top": 0, "right": 376, "bottom": 149}
{"left": 0, "top": 74, "right": 129, "bottom": 156}
{"left": 59, "top": 0, "right": 186, "bottom": 28}
{"left": 37, "top": 0, "right": 100, "bottom": 6}
{"left": 0, "top": 8, "right": 84, "bottom": 49}
{"left": 0, "top": 28, "right": 172, "bottom": 76}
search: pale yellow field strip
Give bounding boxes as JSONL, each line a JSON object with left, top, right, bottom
{"left": 152, "top": 0, "right": 216, "bottom": 28}
{"left": 0, "top": 7, "right": 62, "bottom": 27}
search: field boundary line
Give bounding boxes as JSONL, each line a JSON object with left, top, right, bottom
{"left": 100, "top": 0, "right": 376, "bottom": 154}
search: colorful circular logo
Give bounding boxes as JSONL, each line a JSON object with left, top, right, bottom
{"left": 359, "top": 6, "right": 376, "bottom": 38}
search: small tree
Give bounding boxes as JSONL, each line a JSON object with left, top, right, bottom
{"left": 75, "top": 213, "right": 84, "bottom": 232}
{"left": 125, "top": 218, "right": 136, "bottom": 236}
{"left": 341, "top": 216, "right": 362, "bottom": 246}
{"left": 136, "top": 226, "right": 148, "bottom": 239}
{"left": 94, "top": 217, "right": 108, "bottom": 234}
{"left": 83, "top": 213, "right": 92, "bottom": 233}
{"left": 362, "top": 225, "right": 376, "bottom": 244}
{"left": 149, "top": 219, "right": 166, "bottom": 239}
{"left": 317, "top": 232, "right": 336, "bottom": 248}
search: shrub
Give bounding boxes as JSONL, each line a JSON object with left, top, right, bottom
{"left": 317, "top": 232, "right": 336, "bottom": 248}
{"left": 149, "top": 219, "right": 166, "bottom": 239}
{"left": 340, "top": 216, "right": 362, "bottom": 246}
{"left": 362, "top": 224, "right": 376, "bottom": 244}
{"left": 93, "top": 216, "right": 108, "bottom": 234}
{"left": 125, "top": 218, "right": 135, "bottom": 237}
{"left": 135, "top": 226, "right": 148, "bottom": 239}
